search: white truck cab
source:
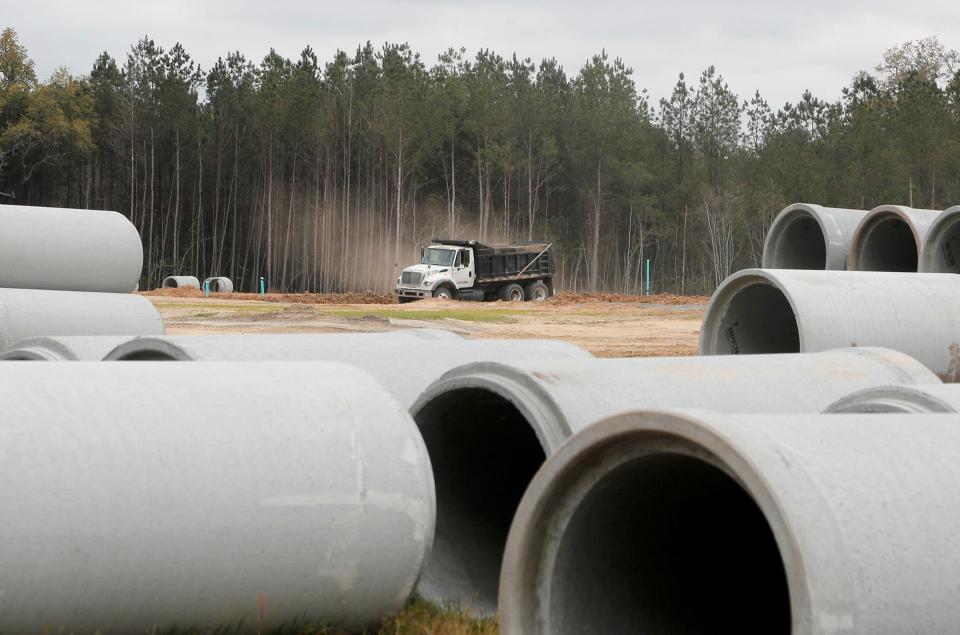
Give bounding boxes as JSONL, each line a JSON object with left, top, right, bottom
{"left": 395, "top": 244, "right": 476, "bottom": 302}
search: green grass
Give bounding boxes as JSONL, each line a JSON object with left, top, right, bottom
{"left": 320, "top": 308, "right": 523, "bottom": 323}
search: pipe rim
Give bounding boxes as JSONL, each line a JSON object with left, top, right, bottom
{"left": 699, "top": 269, "right": 803, "bottom": 355}
{"left": 499, "top": 410, "right": 830, "bottom": 635}
{"left": 104, "top": 338, "right": 195, "bottom": 361}
{"left": 824, "top": 385, "right": 954, "bottom": 413}
{"left": 0, "top": 346, "right": 61, "bottom": 360}
{"left": 919, "top": 206, "right": 960, "bottom": 273}
{"left": 848, "top": 205, "right": 924, "bottom": 271}
{"left": 762, "top": 204, "right": 830, "bottom": 270}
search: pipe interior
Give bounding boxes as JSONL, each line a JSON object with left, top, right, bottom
{"left": 856, "top": 215, "right": 918, "bottom": 271}
{"left": 162, "top": 279, "right": 179, "bottom": 288}
{"left": 925, "top": 217, "right": 960, "bottom": 273}
{"left": 769, "top": 212, "right": 827, "bottom": 269}
{"left": 116, "top": 350, "right": 177, "bottom": 361}
{"left": 415, "top": 387, "right": 546, "bottom": 614}
{"left": 712, "top": 282, "right": 799, "bottom": 354}
{"left": 547, "top": 451, "right": 790, "bottom": 634}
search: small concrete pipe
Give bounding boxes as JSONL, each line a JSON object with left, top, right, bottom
{"left": 848, "top": 204, "right": 943, "bottom": 271}
{"left": 104, "top": 331, "right": 590, "bottom": 408}
{"left": 161, "top": 275, "right": 201, "bottom": 289}
{"left": 700, "top": 268, "right": 960, "bottom": 381}
{"left": 408, "top": 347, "right": 939, "bottom": 614}
{"left": 203, "top": 276, "right": 234, "bottom": 293}
{"left": 0, "top": 361, "right": 434, "bottom": 633}
{"left": 0, "top": 288, "right": 164, "bottom": 350}
{"left": 0, "top": 204, "right": 142, "bottom": 293}
{"left": 0, "top": 335, "right": 135, "bottom": 360}
{"left": 919, "top": 205, "right": 960, "bottom": 273}
{"left": 826, "top": 383, "right": 960, "bottom": 413}
{"left": 761, "top": 203, "right": 867, "bottom": 270}
{"left": 499, "top": 410, "right": 960, "bottom": 634}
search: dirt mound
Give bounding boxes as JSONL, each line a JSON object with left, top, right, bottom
{"left": 142, "top": 289, "right": 395, "bottom": 304}
{"left": 549, "top": 291, "right": 709, "bottom": 305}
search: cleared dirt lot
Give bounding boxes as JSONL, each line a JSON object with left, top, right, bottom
{"left": 145, "top": 290, "right": 707, "bottom": 358}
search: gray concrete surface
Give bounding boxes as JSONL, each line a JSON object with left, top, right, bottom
{"left": 919, "top": 205, "right": 960, "bottom": 273}
{"left": 0, "top": 335, "right": 135, "bottom": 360}
{"left": 826, "top": 383, "right": 960, "bottom": 412}
{"left": 161, "top": 275, "right": 201, "bottom": 289}
{"left": 203, "top": 276, "right": 234, "bottom": 293}
{"left": 848, "top": 204, "right": 943, "bottom": 271}
{"left": 762, "top": 203, "right": 866, "bottom": 270}
{"left": 0, "top": 361, "right": 435, "bottom": 633}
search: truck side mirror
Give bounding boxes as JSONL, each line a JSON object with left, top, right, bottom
{"left": 420, "top": 246, "right": 425, "bottom": 259}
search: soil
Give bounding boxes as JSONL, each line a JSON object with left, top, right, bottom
{"left": 147, "top": 292, "right": 705, "bottom": 358}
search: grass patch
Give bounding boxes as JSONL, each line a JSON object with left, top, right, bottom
{"left": 322, "top": 308, "right": 522, "bottom": 323}
{"left": 153, "top": 302, "right": 284, "bottom": 314}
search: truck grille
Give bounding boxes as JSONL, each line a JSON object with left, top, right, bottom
{"left": 401, "top": 271, "right": 424, "bottom": 286}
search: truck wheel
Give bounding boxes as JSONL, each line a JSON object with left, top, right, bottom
{"left": 433, "top": 286, "right": 457, "bottom": 300}
{"left": 499, "top": 283, "right": 525, "bottom": 302}
{"left": 525, "top": 280, "right": 549, "bottom": 301}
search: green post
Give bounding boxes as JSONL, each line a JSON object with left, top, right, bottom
{"left": 259, "top": 276, "right": 266, "bottom": 295}
{"left": 203, "top": 279, "right": 210, "bottom": 298}
{"left": 645, "top": 259, "right": 651, "bottom": 295}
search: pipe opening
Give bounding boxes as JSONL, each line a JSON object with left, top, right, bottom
{"left": 767, "top": 212, "right": 827, "bottom": 269}
{"left": 547, "top": 451, "right": 790, "bottom": 634}
{"left": 710, "top": 282, "right": 799, "bottom": 354}
{"left": 415, "top": 387, "right": 546, "bottom": 614}
{"left": 115, "top": 350, "right": 177, "bottom": 361}
{"left": 856, "top": 215, "right": 918, "bottom": 271}
{"left": 162, "top": 278, "right": 180, "bottom": 288}
{"left": 922, "top": 216, "right": 960, "bottom": 273}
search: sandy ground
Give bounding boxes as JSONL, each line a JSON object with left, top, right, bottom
{"left": 147, "top": 291, "right": 706, "bottom": 358}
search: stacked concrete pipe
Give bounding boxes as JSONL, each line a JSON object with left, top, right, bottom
{"left": 699, "top": 268, "right": 960, "bottom": 381}
{"left": 0, "top": 335, "right": 135, "bottom": 360}
{"left": 826, "top": 383, "right": 960, "bottom": 412}
{"left": 203, "top": 276, "right": 234, "bottom": 293}
{"left": 406, "top": 348, "right": 939, "bottom": 613}
{"left": 161, "top": 275, "right": 201, "bottom": 289}
{"left": 0, "top": 288, "right": 163, "bottom": 350}
{"left": 848, "top": 204, "right": 943, "bottom": 271}
{"left": 103, "top": 331, "right": 590, "bottom": 408}
{"left": 761, "top": 203, "right": 867, "bottom": 269}
{"left": 0, "top": 204, "right": 142, "bottom": 293}
{"left": 499, "top": 410, "right": 960, "bottom": 634}
{"left": 0, "top": 362, "right": 434, "bottom": 633}
{"left": 919, "top": 205, "right": 960, "bottom": 273}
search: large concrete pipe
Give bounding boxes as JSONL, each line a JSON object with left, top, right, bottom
{"left": 161, "top": 275, "right": 201, "bottom": 289}
{"left": 919, "top": 205, "right": 960, "bottom": 273}
{"left": 699, "top": 268, "right": 960, "bottom": 381}
{"left": 0, "top": 335, "right": 134, "bottom": 360}
{"left": 407, "top": 347, "right": 939, "bottom": 614}
{"left": 0, "top": 204, "right": 142, "bottom": 293}
{"left": 104, "top": 331, "right": 589, "bottom": 407}
{"left": 204, "top": 276, "right": 234, "bottom": 293}
{"left": 848, "top": 204, "right": 943, "bottom": 271}
{"left": 826, "top": 383, "right": 960, "bottom": 412}
{"left": 0, "top": 361, "right": 434, "bottom": 633}
{"left": 499, "top": 410, "right": 960, "bottom": 634}
{"left": 761, "top": 203, "right": 866, "bottom": 270}
{"left": 0, "top": 288, "right": 164, "bottom": 349}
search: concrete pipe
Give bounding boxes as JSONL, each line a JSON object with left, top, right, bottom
{"left": 699, "top": 268, "right": 960, "bottom": 381}
{"left": 0, "top": 361, "right": 434, "bottom": 633}
{"left": 761, "top": 203, "right": 867, "bottom": 270}
{"left": 499, "top": 410, "right": 960, "bottom": 634}
{"left": 0, "top": 204, "right": 142, "bottom": 293}
{"left": 161, "top": 275, "right": 201, "bottom": 289}
{"left": 0, "top": 335, "right": 135, "bottom": 360}
{"left": 919, "top": 205, "right": 960, "bottom": 273}
{"left": 104, "top": 332, "right": 589, "bottom": 408}
{"left": 0, "top": 288, "right": 164, "bottom": 350}
{"left": 408, "top": 347, "right": 938, "bottom": 614}
{"left": 848, "top": 204, "right": 943, "bottom": 271}
{"left": 204, "top": 276, "right": 234, "bottom": 293}
{"left": 826, "top": 383, "right": 960, "bottom": 413}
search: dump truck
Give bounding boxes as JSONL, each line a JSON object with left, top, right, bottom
{"left": 395, "top": 239, "right": 555, "bottom": 302}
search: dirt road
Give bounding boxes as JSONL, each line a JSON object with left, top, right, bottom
{"left": 147, "top": 291, "right": 706, "bottom": 358}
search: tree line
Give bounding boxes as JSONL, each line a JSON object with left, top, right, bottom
{"left": 1, "top": 28, "right": 958, "bottom": 294}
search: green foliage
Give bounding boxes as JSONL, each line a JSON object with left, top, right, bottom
{"left": 1, "top": 31, "right": 958, "bottom": 294}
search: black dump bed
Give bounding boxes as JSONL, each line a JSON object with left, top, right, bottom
{"left": 433, "top": 238, "right": 554, "bottom": 284}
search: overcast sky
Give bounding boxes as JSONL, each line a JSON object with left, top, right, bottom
{"left": 8, "top": 0, "right": 960, "bottom": 107}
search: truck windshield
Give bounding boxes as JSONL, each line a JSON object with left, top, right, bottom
{"left": 422, "top": 248, "right": 456, "bottom": 266}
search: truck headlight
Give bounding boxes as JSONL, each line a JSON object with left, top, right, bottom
{"left": 422, "top": 281, "right": 430, "bottom": 287}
